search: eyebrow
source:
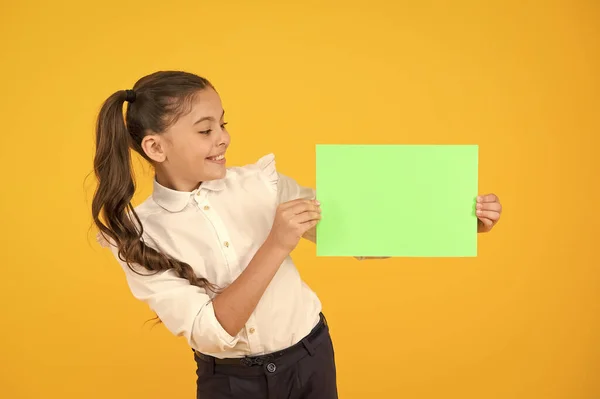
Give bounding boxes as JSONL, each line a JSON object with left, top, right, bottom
{"left": 194, "top": 109, "right": 225, "bottom": 125}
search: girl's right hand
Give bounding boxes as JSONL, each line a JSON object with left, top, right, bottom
{"left": 267, "top": 199, "right": 322, "bottom": 253}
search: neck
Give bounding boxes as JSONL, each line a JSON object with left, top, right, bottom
{"left": 155, "top": 168, "right": 201, "bottom": 192}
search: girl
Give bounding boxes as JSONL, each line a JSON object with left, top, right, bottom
{"left": 92, "top": 71, "right": 502, "bottom": 399}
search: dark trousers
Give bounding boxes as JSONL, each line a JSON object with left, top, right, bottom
{"left": 194, "top": 314, "right": 338, "bottom": 399}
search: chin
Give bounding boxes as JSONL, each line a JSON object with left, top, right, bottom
{"left": 209, "top": 166, "right": 227, "bottom": 180}
{"left": 200, "top": 158, "right": 227, "bottom": 180}
{"left": 216, "top": 170, "right": 227, "bottom": 179}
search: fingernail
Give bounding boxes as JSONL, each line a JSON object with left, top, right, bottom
{"left": 476, "top": 210, "right": 482, "bottom": 215}
{"left": 477, "top": 196, "right": 482, "bottom": 202}
{"left": 476, "top": 204, "right": 482, "bottom": 209}
{"left": 315, "top": 200, "right": 320, "bottom": 205}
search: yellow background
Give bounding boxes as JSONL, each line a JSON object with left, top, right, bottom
{"left": 1, "top": 0, "right": 598, "bottom": 398}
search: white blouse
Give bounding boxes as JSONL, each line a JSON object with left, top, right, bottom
{"left": 99, "top": 154, "right": 322, "bottom": 359}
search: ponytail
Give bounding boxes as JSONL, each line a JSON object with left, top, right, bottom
{"left": 92, "top": 84, "right": 218, "bottom": 316}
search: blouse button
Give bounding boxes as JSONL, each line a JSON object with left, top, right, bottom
{"left": 203, "top": 205, "right": 210, "bottom": 210}
{"left": 249, "top": 327, "right": 256, "bottom": 334}
{"left": 224, "top": 241, "right": 230, "bottom": 248}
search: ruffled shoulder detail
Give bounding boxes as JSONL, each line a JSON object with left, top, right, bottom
{"left": 254, "top": 153, "right": 278, "bottom": 187}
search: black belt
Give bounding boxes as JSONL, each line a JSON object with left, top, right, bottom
{"left": 194, "top": 313, "right": 328, "bottom": 369}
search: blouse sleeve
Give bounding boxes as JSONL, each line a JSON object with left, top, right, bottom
{"left": 255, "top": 153, "right": 316, "bottom": 204}
{"left": 98, "top": 233, "right": 240, "bottom": 354}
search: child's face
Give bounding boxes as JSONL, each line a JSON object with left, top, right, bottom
{"left": 145, "top": 87, "right": 230, "bottom": 191}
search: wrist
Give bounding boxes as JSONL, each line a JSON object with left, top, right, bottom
{"left": 263, "top": 234, "right": 292, "bottom": 258}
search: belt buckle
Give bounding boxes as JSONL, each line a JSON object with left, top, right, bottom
{"left": 240, "top": 357, "right": 259, "bottom": 366}
{"left": 240, "top": 354, "right": 274, "bottom": 367}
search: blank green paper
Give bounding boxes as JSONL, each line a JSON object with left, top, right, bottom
{"left": 315, "top": 144, "right": 478, "bottom": 257}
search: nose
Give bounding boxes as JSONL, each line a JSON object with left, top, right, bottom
{"left": 217, "top": 128, "right": 230, "bottom": 148}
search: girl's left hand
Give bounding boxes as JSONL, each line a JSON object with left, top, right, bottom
{"left": 476, "top": 193, "right": 502, "bottom": 233}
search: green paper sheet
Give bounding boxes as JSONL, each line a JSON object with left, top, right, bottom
{"left": 315, "top": 144, "right": 478, "bottom": 257}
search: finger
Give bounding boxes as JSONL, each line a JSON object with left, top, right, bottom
{"left": 477, "top": 193, "right": 498, "bottom": 203}
{"left": 299, "top": 219, "right": 319, "bottom": 233}
{"left": 293, "top": 211, "right": 322, "bottom": 224}
{"left": 476, "top": 210, "right": 500, "bottom": 221}
{"left": 289, "top": 201, "right": 321, "bottom": 215}
{"left": 476, "top": 202, "right": 502, "bottom": 212}
{"left": 479, "top": 218, "right": 494, "bottom": 230}
{"left": 280, "top": 198, "right": 319, "bottom": 210}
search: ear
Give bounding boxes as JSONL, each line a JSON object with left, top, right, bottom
{"left": 141, "top": 134, "right": 166, "bottom": 163}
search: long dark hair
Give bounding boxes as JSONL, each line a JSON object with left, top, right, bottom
{"left": 92, "top": 71, "right": 218, "bottom": 304}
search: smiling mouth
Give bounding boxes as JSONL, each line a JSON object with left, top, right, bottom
{"left": 206, "top": 153, "right": 225, "bottom": 161}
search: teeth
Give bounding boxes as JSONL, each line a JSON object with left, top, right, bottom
{"left": 209, "top": 154, "right": 224, "bottom": 161}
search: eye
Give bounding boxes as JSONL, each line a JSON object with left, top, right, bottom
{"left": 199, "top": 122, "right": 227, "bottom": 135}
